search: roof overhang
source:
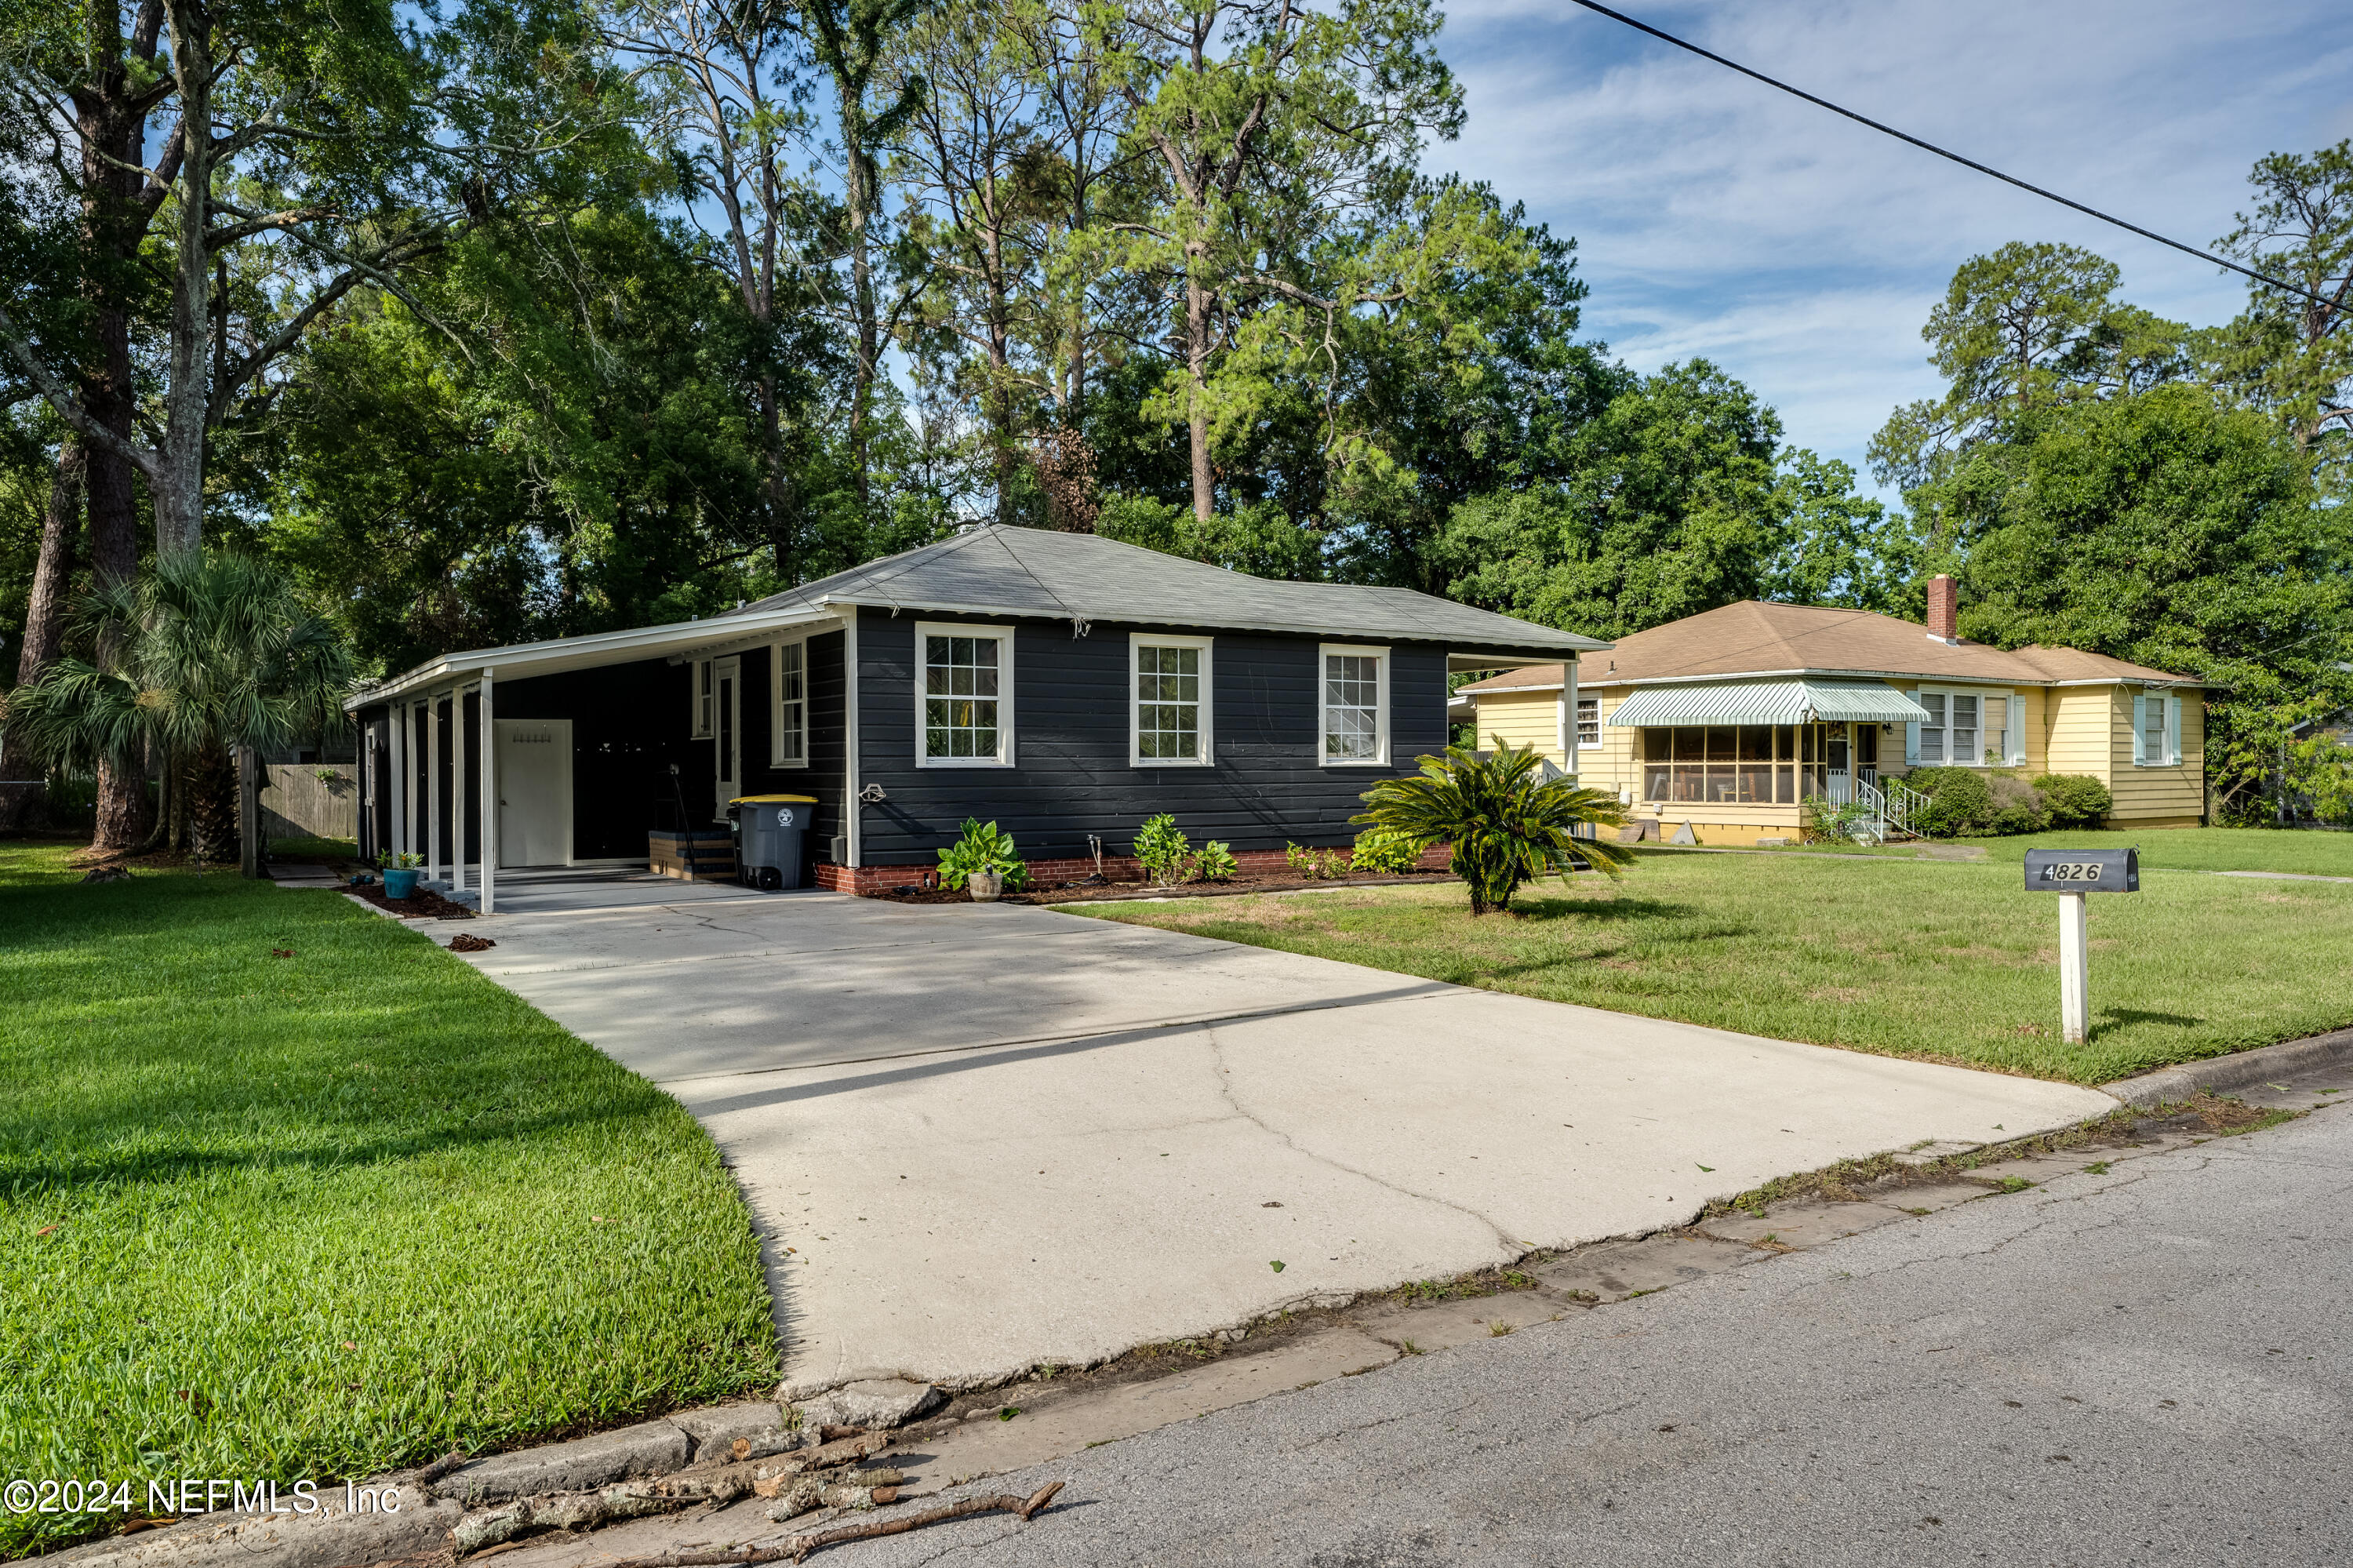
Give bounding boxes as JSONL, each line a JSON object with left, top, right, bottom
{"left": 346, "top": 606, "right": 842, "bottom": 711}
{"left": 1607, "top": 678, "right": 1933, "bottom": 728}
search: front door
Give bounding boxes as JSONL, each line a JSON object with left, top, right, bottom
{"left": 1857, "top": 723, "right": 1879, "bottom": 787}
{"left": 1826, "top": 723, "right": 1851, "bottom": 802}
{"left": 496, "top": 718, "right": 571, "bottom": 867}
{"left": 712, "top": 657, "right": 740, "bottom": 820}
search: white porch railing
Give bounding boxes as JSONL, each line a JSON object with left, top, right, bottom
{"left": 1822, "top": 772, "right": 1929, "bottom": 842}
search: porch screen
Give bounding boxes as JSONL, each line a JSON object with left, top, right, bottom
{"left": 1641, "top": 725, "right": 1826, "bottom": 804}
{"left": 924, "top": 635, "right": 1002, "bottom": 759}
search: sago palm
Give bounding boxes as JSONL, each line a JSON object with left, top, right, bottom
{"left": 8, "top": 552, "right": 352, "bottom": 861}
{"left": 1351, "top": 742, "right": 1634, "bottom": 915}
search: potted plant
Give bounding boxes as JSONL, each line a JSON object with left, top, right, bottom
{"left": 936, "top": 818, "right": 1027, "bottom": 903}
{"left": 380, "top": 850, "right": 424, "bottom": 899}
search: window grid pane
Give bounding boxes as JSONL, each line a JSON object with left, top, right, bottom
{"left": 926, "top": 635, "right": 1002, "bottom": 760}
{"left": 1324, "top": 654, "right": 1380, "bottom": 760}
{"left": 1577, "top": 697, "right": 1600, "bottom": 748}
{"left": 1136, "top": 644, "right": 1203, "bottom": 761}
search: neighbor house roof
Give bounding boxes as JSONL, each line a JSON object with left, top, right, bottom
{"left": 1457, "top": 600, "right": 2198, "bottom": 696}
{"left": 735, "top": 524, "right": 1605, "bottom": 655}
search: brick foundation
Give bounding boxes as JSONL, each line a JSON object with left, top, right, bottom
{"left": 816, "top": 841, "right": 1451, "bottom": 897}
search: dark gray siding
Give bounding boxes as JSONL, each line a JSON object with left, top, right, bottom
{"left": 852, "top": 606, "right": 1450, "bottom": 865}
{"left": 735, "top": 629, "right": 846, "bottom": 868}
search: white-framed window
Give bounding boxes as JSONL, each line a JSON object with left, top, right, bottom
{"left": 915, "top": 621, "right": 1014, "bottom": 767}
{"left": 1576, "top": 697, "right": 1601, "bottom": 749}
{"left": 689, "top": 659, "right": 715, "bottom": 739}
{"left": 1130, "top": 633, "right": 1213, "bottom": 766}
{"left": 2134, "top": 691, "right": 2181, "bottom": 766}
{"left": 1915, "top": 687, "right": 2003, "bottom": 766}
{"left": 772, "top": 638, "right": 807, "bottom": 766}
{"left": 1318, "top": 643, "right": 1388, "bottom": 766}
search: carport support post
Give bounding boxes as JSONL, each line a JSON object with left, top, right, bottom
{"left": 478, "top": 668, "right": 496, "bottom": 915}
{"left": 389, "top": 704, "right": 406, "bottom": 859}
{"left": 2058, "top": 892, "right": 2089, "bottom": 1044}
{"left": 426, "top": 692, "right": 442, "bottom": 885}
{"left": 451, "top": 688, "right": 467, "bottom": 896}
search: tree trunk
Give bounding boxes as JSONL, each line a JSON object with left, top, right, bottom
{"left": 187, "top": 740, "right": 238, "bottom": 864}
{"left": 0, "top": 442, "right": 84, "bottom": 781}
{"left": 156, "top": 0, "right": 213, "bottom": 560}
{"left": 1184, "top": 260, "right": 1214, "bottom": 526}
{"left": 840, "top": 85, "right": 877, "bottom": 514}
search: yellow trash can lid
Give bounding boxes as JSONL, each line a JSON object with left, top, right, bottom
{"left": 729, "top": 794, "right": 819, "bottom": 805}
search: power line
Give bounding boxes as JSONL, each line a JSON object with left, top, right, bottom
{"left": 1562, "top": 0, "right": 2324, "bottom": 307}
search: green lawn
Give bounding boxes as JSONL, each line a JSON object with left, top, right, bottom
{"left": 0, "top": 845, "right": 775, "bottom": 1556}
{"left": 1759, "top": 826, "right": 2353, "bottom": 876}
{"left": 1076, "top": 849, "right": 2353, "bottom": 1085}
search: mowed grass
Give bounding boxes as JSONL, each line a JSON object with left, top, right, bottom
{"left": 1076, "top": 849, "right": 2353, "bottom": 1085}
{"left": 1761, "top": 826, "right": 2353, "bottom": 876}
{"left": 0, "top": 845, "right": 776, "bottom": 1555}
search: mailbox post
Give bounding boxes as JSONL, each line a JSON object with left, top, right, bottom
{"left": 2023, "top": 848, "right": 2140, "bottom": 1043}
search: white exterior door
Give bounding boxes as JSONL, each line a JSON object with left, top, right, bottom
{"left": 496, "top": 719, "right": 571, "bottom": 867}
{"left": 712, "top": 656, "right": 740, "bottom": 819}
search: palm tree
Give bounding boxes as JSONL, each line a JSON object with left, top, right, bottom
{"left": 1352, "top": 742, "right": 1635, "bottom": 915}
{"left": 6, "top": 551, "right": 352, "bottom": 864}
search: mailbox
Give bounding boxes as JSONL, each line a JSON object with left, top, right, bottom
{"left": 2023, "top": 847, "right": 2138, "bottom": 893}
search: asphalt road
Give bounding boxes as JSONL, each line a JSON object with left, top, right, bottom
{"left": 836, "top": 1098, "right": 2353, "bottom": 1567}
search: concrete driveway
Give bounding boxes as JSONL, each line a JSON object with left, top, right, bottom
{"left": 455, "top": 879, "right": 2116, "bottom": 1397}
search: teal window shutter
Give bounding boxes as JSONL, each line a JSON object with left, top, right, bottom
{"left": 1904, "top": 689, "right": 1921, "bottom": 766}
{"left": 2132, "top": 693, "right": 2148, "bottom": 766}
{"left": 2167, "top": 694, "right": 2183, "bottom": 766}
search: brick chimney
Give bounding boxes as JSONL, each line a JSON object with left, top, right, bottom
{"left": 1926, "top": 574, "right": 1959, "bottom": 645}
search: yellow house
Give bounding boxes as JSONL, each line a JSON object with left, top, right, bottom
{"left": 1459, "top": 584, "right": 2207, "bottom": 846}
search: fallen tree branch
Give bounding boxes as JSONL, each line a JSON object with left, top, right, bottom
{"left": 590, "top": 1482, "right": 1067, "bottom": 1566}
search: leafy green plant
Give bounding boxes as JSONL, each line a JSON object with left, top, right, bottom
{"left": 1802, "top": 795, "right": 1877, "bottom": 844}
{"left": 2032, "top": 773, "right": 2113, "bottom": 830}
{"left": 1351, "top": 743, "right": 1633, "bottom": 915}
{"left": 1985, "top": 773, "right": 2049, "bottom": 835}
{"left": 1191, "top": 840, "right": 1238, "bottom": 881}
{"left": 380, "top": 850, "right": 423, "bottom": 870}
{"left": 936, "top": 818, "right": 1028, "bottom": 890}
{"left": 1351, "top": 827, "right": 1426, "bottom": 874}
{"left": 1284, "top": 842, "right": 1348, "bottom": 879}
{"left": 1133, "top": 813, "right": 1193, "bottom": 885}
{"left": 1904, "top": 767, "right": 1995, "bottom": 836}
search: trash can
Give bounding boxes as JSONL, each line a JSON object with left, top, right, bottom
{"left": 727, "top": 794, "right": 817, "bottom": 890}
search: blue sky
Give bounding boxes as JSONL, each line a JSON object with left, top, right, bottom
{"left": 1430, "top": 0, "right": 2353, "bottom": 498}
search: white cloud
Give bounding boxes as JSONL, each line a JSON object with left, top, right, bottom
{"left": 1431, "top": 0, "right": 2352, "bottom": 494}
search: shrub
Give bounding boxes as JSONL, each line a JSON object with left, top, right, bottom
{"left": 1984, "top": 773, "right": 2049, "bottom": 835}
{"left": 1351, "top": 742, "right": 1632, "bottom": 915}
{"left": 1285, "top": 842, "right": 1349, "bottom": 879}
{"left": 1350, "top": 827, "right": 1427, "bottom": 874}
{"left": 936, "top": 817, "right": 1028, "bottom": 890}
{"left": 1904, "top": 766, "right": 1995, "bottom": 837}
{"left": 1133, "top": 813, "right": 1192, "bottom": 885}
{"left": 2032, "top": 773, "right": 2112, "bottom": 830}
{"left": 1802, "top": 795, "right": 1877, "bottom": 844}
{"left": 1191, "top": 840, "right": 1238, "bottom": 881}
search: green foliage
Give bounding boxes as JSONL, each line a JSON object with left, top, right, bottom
{"left": 2213, "top": 140, "right": 2353, "bottom": 489}
{"left": 1802, "top": 795, "right": 1878, "bottom": 845}
{"left": 936, "top": 817, "right": 1027, "bottom": 890}
{"left": 1904, "top": 767, "right": 1996, "bottom": 837}
{"left": 1286, "top": 842, "right": 1349, "bottom": 879}
{"left": 1133, "top": 813, "right": 1233, "bottom": 884}
{"left": 1350, "top": 827, "right": 1427, "bottom": 874}
{"left": 1351, "top": 743, "right": 1631, "bottom": 914}
{"left": 1192, "top": 840, "right": 1238, "bottom": 882}
{"left": 380, "top": 850, "right": 424, "bottom": 870}
{"left": 1434, "top": 362, "right": 1883, "bottom": 637}
{"left": 2031, "top": 773, "right": 2113, "bottom": 830}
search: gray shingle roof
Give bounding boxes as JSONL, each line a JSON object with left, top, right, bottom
{"left": 735, "top": 525, "right": 1603, "bottom": 653}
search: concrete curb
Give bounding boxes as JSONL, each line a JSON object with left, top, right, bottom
{"left": 2102, "top": 1028, "right": 2353, "bottom": 1108}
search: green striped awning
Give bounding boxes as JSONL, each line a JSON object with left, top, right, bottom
{"left": 1606, "top": 680, "right": 1933, "bottom": 727}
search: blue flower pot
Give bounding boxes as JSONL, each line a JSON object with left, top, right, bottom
{"left": 383, "top": 868, "right": 420, "bottom": 900}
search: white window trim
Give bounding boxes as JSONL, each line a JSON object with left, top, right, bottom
{"left": 914, "top": 620, "right": 1016, "bottom": 769}
{"left": 711, "top": 655, "right": 741, "bottom": 820}
{"left": 771, "top": 636, "right": 809, "bottom": 769}
{"left": 2133, "top": 689, "right": 2181, "bottom": 768}
{"left": 1914, "top": 685, "right": 2002, "bottom": 768}
{"left": 1318, "top": 642, "right": 1391, "bottom": 767}
{"left": 689, "top": 659, "right": 714, "bottom": 739}
{"left": 1129, "top": 632, "right": 1215, "bottom": 768}
{"left": 1573, "top": 695, "right": 1603, "bottom": 750}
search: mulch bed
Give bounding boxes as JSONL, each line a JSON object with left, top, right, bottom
{"left": 867, "top": 867, "right": 1459, "bottom": 906}
{"left": 346, "top": 882, "right": 477, "bottom": 920}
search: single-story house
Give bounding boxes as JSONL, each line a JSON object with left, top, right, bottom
{"left": 345, "top": 524, "right": 1604, "bottom": 908}
{"left": 1457, "top": 577, "right": 2208, "bottom": 845}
